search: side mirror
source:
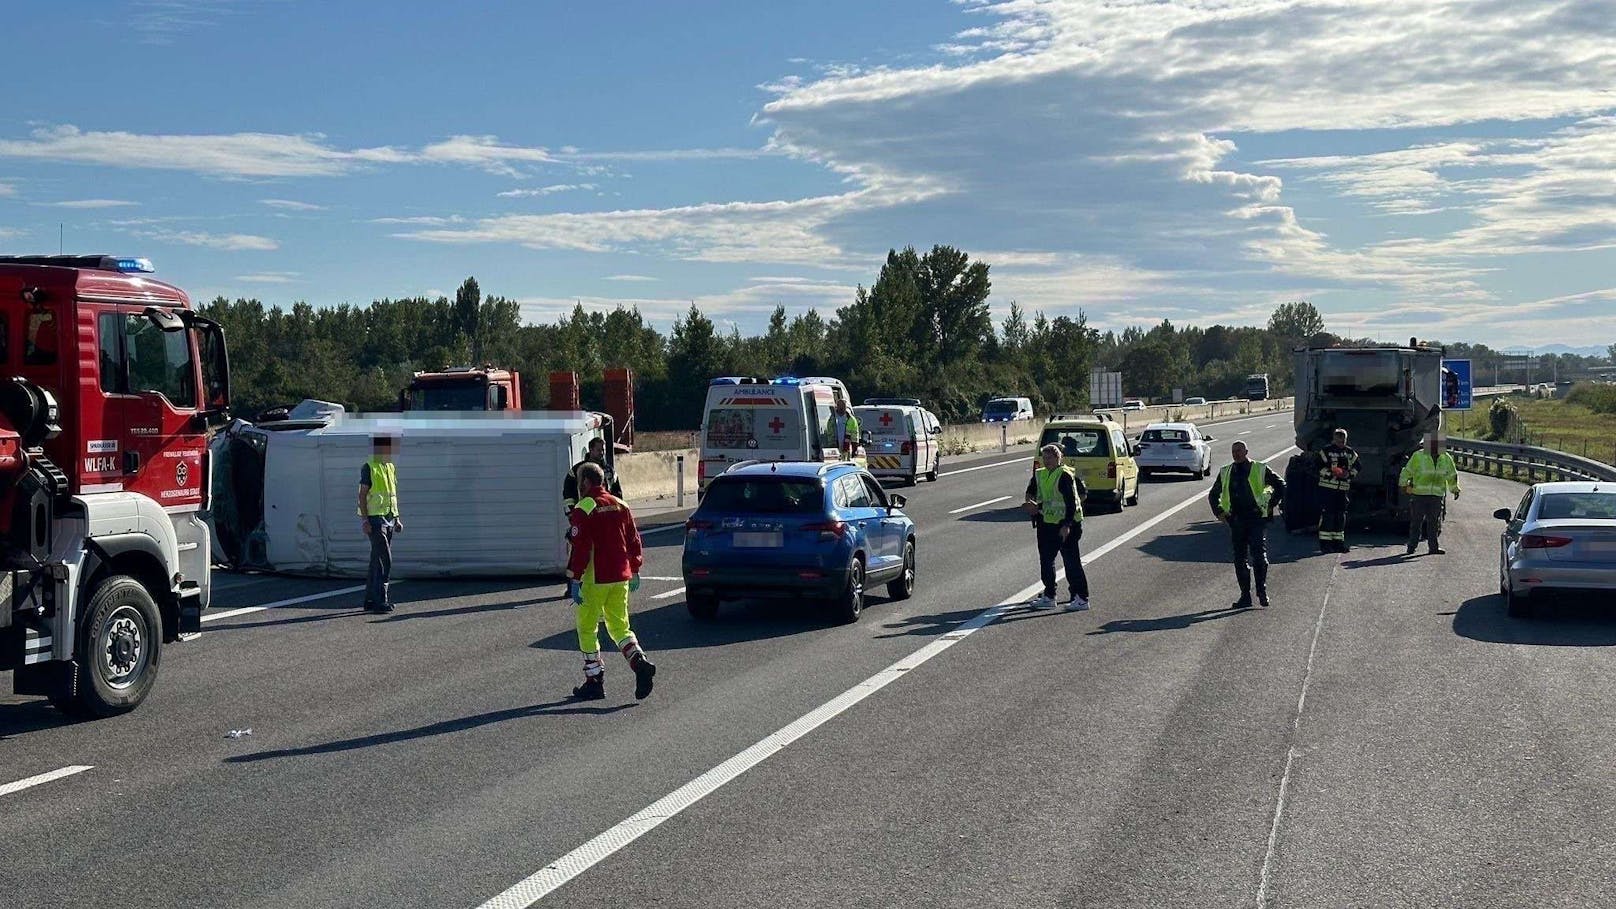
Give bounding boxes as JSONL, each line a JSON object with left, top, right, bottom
{"left": 1493, "top": 508, "right": 1512, "bottom": 521}
{"left": 889, "top": 494, "right": 907, "bottom": 510}
{"left": 183, "top": 314, "right": 232, "bottom": 417}
{"left": 144, "top": 306, "right": 185, "bottom": 332}
{"left": 1131, "top": 445, "right": 1141, "bottom": 456}
{"left": 1203, "top": 435, "right": 1214, "bottom": 442}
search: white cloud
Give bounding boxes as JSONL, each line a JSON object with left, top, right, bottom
{"left": 33, "top": 198, "right": 138, "bottom": 209}
{"left": 515, "top": 275, "right": 856, "bottom": 326}
{"left": 0, "top": 125, "right": 408, "bottom": 178}
{"left": 234, "top": 271, "right": 301, "bottom": 284}
{"left": 602, "top": 274, "right": 658, "bottom": 282}
{"left": 140, "top": 230, "right": 279, "bottom": 251}
{"left": 259, "top": 198, "right": 325, "bottom": 211}
{"left": 127, "top": 0, "right": 248, "bottom": 44}
{"left": 497, "top": 183, "right": 597, "bottom": 198}
{"left": 0, "top": 183, "right": 15, "bottom": 197}
{"left": 561, "top": 148, "right": 776, "bottom": 162}
{"left": 368, "top": 215, "right": 467, "bottom": 226}
{"left": 417, "top": 135, "right": 557, "bottom": 178}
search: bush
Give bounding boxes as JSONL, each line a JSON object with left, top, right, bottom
{"left": 1488, "top": 398, "right": 1518, "bottom": 441}
{"left": 1566, "top": 382, "right": 1616, "bottom": 415}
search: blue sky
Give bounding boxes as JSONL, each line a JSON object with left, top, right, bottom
{"left": 3, "top": 0, "right": 1615, "bottom": 350}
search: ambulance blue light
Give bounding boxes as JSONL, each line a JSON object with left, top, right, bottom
{"left": 114, "top": 257, "right": 155, "bottom": 274}
{"left": 770, "top": 376, "right": 802, "bottom": 386}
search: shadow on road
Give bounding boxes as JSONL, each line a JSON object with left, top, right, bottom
{"left": 530, "top": 594, "right": 847, "bottom": 652}
{"left": 0, "top": 699, "right": 86, "bottom": 738}
{"left": 209, "top": 580, "right": 562, "bottom": 631}
{"left": 224, "top": 698, "right": 635, "bottom": 762}
{"left": 1453, "top": 593, "right": 1616, "bottom": 647}
{"left": 959, "top": 507, "right": 1032, "bottom": 524}
{"left": 1137, "top": 520, "right": 1312, "bottom": 566}
{"left": 1086, "top": 605, "right": 1254, "bottom": 635}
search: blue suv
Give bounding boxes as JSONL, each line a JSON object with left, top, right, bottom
{"left": 681, "top": 461, "right": 917, "bottom": 623}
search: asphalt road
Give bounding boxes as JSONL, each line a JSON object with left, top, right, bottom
{"left": 4, "top": 410, "right": 1612, "bottom": 908}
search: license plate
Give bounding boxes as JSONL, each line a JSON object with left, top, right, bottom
{"left": 734, "top": 531, "right": 783, "bottom": 548}
{"left": 1584, "top": 541, "right": 1616, "bottom": 554}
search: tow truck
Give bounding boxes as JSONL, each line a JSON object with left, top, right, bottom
{"left": 0, "top": 255, "right": 230, "bottom": 716}
{"left": 400, "top": 365, "right": 522, "bottom": 411}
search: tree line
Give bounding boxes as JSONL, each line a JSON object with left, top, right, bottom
{"left": 200, "top": 245, "right": 1564, "bottom": 432}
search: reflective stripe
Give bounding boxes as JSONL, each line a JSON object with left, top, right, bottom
{"left": 1035, "top": 466, "right": 1081, "bottom": 524}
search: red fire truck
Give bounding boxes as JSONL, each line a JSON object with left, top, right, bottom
{"left": 0, "top": 255, "right": 230, "bottom": 716}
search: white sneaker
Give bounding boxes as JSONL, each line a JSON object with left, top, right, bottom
{"left": 1027, "top": 593, "right": 1056, "bottom": 608}
{"left": 1064, "top": 596, "right": 1090, "bottom": 612}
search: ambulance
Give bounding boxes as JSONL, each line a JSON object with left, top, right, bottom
{"left": 697, "top": 376, "right": 852, "bottom": 493}
{"left": 854, "top": 398, "right": 943, "bottom": 485}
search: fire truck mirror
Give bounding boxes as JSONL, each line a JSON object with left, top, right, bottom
{"left": 143, "top": 306, "right": 185, "bottom": 332}
{"left": 192, "top": 317, "right": 231, "bottom": 414}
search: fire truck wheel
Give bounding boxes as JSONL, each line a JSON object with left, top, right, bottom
{"left": 74, "top": 576, "right": 163, "bottom": 717}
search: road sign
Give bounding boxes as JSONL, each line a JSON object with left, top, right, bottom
{"left": 1090, "top": 370, "right": 1123, "bottom": 408}
{"left": 1442, "top": 359, "right": 1472, "bottom": 411}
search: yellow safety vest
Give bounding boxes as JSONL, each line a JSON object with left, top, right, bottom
{"left": 362, "top": 457, "right": 399, "bottom": 516}
{"left": 1035, "top": 466, "right": 1082, "bottom": 525}
{"left": 1400, "top": 450, "right": 1459, "bottom": 497}
{"left": 1218, "top": 462, "right": 1272, "bottom": 514}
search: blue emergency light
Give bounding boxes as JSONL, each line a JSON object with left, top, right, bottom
{"left": 709, "top": 376, "right": 762, "bottom": 386}
{"left": 114, "top": 257, "right": 155, "bottom": 274}
{"left": 769, "top": 376, "right": 801, "bottom": 386}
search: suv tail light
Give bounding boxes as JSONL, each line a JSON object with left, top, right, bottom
{"left": 697, "top": 460, "right": 707, "bottom": 483}
{"left": 802, "top": 520, "right": 848, "bottom": 541}
{"left": 1521, "top": 534, "right": 1573, "bottom": 549}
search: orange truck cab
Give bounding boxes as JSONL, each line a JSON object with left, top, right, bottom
{"left": 401, "top": 365, "right": 522, "bottom": 411}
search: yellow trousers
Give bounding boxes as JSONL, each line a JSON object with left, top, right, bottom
{"left": 577, "top": 568, "right": 633, "bottom": 654}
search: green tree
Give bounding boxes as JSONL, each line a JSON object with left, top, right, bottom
{"left": 1267, "top": 300, "right": 1325, "bottom": 348}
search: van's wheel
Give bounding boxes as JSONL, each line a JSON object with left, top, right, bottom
{"left": 72, "top": 576, "right": 163, "bottom": 717}
{"left": 833, "top": 558, "right": 865, "bottom": 623}
{"left": 686, "top": 592, "right": 719, "bottom": 621}
{"left": 926, "top": 459, "right": 939, "bottom": 483}
{"left": 1127, "top": 480, "right": 1140, "bottom": 507}
{"left": 887, "top": 540, "right": 916, "bottom": 600}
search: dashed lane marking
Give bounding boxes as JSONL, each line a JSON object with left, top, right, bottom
{"left": 0, "top": 765, "right": 93, "bottom": 798}
{"left": 201, "top": 586, "right": 367, "bottom": 623}
{"left": 477, "top": 447, "right": 1297, "bottom": 908}
{"left": 948, "top": 495, "right": 1013, "bottom": 515}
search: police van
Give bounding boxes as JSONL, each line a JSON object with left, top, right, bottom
{"left": 698, "top": 376, "right": 853, "bottom": 493}
{"left": 854, "top": 398, "right": 943, "bottom": 485}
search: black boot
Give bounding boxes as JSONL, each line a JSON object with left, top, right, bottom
{"left": 1232, "top": 593, "right": 1254, "bottom": 610}
{"left": 631, "top": 654, "right": 657, "bottom": 700}
{"left": 1257, "top": 589, "right": 1271, "bottom": 609}
{"left": 570, "top": 673, "right": 605, "bottom": 701}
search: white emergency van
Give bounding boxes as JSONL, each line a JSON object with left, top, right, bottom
{"left": 697, "top": 376, "right": 853, "bottom": 492}
{"left": 854, "top": 399, "right": 943, "bottom": 485}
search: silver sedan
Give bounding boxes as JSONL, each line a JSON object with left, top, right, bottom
{"left": 1494, "top": 481, "right": 1616, "bottom": 618}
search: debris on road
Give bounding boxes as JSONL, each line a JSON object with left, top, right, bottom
{"left": 224, "top": 728, "right": 254, "bottom": 739}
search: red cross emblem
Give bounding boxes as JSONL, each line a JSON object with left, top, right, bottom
{"left": 880, "top": 412, "right": 893, "bottom": 426}
{"left": 768, "top": 417, "right": 785, "bottom": 433}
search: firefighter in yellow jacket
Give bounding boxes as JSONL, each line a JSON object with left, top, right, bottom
{"left": 1401, "top": 433, "right": 1460, "bottom": 555}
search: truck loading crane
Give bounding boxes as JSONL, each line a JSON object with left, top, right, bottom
{"left": 1283, "top": 343, "right": 1443, "bottom": 532}
{"left": 0, "top": 255, "right": 230, "bottom": 716}
{"left": 400, "top": 365, "right": 522, "bottom": 411}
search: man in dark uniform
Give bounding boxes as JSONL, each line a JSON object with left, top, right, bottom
{"left": 563, "top": 436, "right": 622, "bottom": 513}
{"left": 1208, "top": 441, "right": 1285, "bottom": 610}
{"left": 1314, "top": 428, "right": 1359, "bottom": 553}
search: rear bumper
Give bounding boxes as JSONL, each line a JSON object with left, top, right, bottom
{"left": 1138, "top": 456, "right": 1200, "bottom": 471}
{"left": 682, "top": 563, "right": 851, "bottom": 599}
{"left": 1507, "top": 561, "right": 1616, "bottom": 596}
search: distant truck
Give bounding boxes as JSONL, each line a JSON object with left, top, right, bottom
{"left": 1244, "top": 373, "right": 1270, "bottom": 401}
{"left": 400, "top": 366, "right": 521, "bottom": 411}
{"left": 1283, "top": 345, "right": 1443, "bottom": 531}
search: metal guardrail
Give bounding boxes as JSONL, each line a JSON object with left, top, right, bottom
{"left": 1448, "top": 438, "right": 1616, "bottom": 483}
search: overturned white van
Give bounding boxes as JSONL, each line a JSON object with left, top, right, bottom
{"left": 209, "top": 405, "right": 613, "bottom": 578}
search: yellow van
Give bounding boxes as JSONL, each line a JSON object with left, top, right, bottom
{"left": 1033, "top": 414, "right": 1140, "bottom": 511}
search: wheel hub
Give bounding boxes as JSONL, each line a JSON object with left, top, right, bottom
{"left": 101, "top": 612, "right": 146, "bottom": 686}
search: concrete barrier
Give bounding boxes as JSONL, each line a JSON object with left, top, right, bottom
{"left": 618, "top": 398, "right": 1296, "bottom": 507}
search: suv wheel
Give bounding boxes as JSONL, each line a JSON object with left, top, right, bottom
{"left": 833, "top": 558, "right": 865, "bottom": 623}
{"left": 887, "top": 541, "right": 916, "bottom": 600}
{"left": 687, "top": 592, "right": 720, "bottom": 621}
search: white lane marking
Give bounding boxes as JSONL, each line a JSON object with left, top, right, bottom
{"left": 639, "top": 576, "right": 682, "bottom": 582}
{"left": 201, "top": 585, "right": 368, "bottom": 623}
{"left": 0, "top": 765, "right": 93, "bottom": 798}
{"left": 1238, "top": 430, "right": 1250, "bottom": 436}
{"left": 1256, "top": 559, "right": 1337, "bottom": 908}
{"left": 650, "top": 586, "right": 687, "bottom": 601}
{"left": 641, "top": 523, "right": 686, "bottom": 537}
{"left": 478, "top": 445, "right": 1298, "bottom": 908}
{"left": 939, "top": 457, "right": 1027, "bottom": 478}
{"left": 1266, "top": 423, "right": 1281, "bottom": 428}
{"left": 948, "top": 495, "right": 1013, "bottom": 515}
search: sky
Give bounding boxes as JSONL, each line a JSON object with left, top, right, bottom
{"left": 3, "top": 0, "right": 1615, "bottom": 351}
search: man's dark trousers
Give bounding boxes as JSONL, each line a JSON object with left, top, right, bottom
{"left": 365, "top": 515, "right": 395, "bottom": 609}
{"left": 1036, "top": 522, "right": 1089, "bottom": 601}
{"left": 1229, "top": 515, "right": 1269, "bottom": 599}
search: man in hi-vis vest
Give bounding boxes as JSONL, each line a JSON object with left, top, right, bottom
{"left": 1208, "top": 440, "right": 1285, "bottom": 610}
{"left": 357, "top": 433, "right": 404, "bottom": 614}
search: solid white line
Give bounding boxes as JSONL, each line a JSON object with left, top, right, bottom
{"left": 0, "top": 765, "right": 93, "bottom": 798}
{"left": 650, "top": 586, "right": 687, "bottom": 601}
{"left": 948, "top": 495, "right": 1012, "bottom": 515}
{"left": 641, "top": 523, "right": 687, "bottom": 536}
{"left": 639, "top": 576, "right": 683, "bottom": 582}
{"left": 939, "top": 457, "right": 1027, "bottom": 478}
{"left": 201, "top": 585, "right": 368, "bottom": 623}
{"left": 1256, "top": 559, "right": 1336, "bottom": 908}
{"left": 1238, "top": 430, "right": 1250, "bottom": 436}
{"left": 477, "top": 445, "right": 1298, "bottom": 908}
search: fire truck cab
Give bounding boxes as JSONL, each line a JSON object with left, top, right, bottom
{"left": 0, "top": 255, "right": 230, "bottom": 716}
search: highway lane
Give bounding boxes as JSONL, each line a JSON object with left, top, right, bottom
{"left": 9, "top": 412, "right": 1601, "bottom": 907}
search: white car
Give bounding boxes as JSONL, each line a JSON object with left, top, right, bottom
{"left": 1122, "top": 400, "right": 1146, "bottom": 411}
{"left": 1184, "top": 396, "right": 1207, "bottom": 406}
{"left": 1133, "top": 421, "right": 1212, "bottom": 477}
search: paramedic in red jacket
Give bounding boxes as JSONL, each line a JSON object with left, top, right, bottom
{"left": 565, "top": 462, "right": 657, "bottom": 701}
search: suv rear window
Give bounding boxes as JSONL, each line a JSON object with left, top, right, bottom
{"left": 701, "top": 477, "right": 824, "bottom": 515}
{"left": 1041, "top": 427, "right": 1108, "bottom": 457}
{"left": 1142, "top": 429, "right": 1189, "bottom": 443}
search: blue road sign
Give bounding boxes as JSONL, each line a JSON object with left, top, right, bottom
{"left": 1442, "top": 359, "right": 1472, "bottom": 410}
